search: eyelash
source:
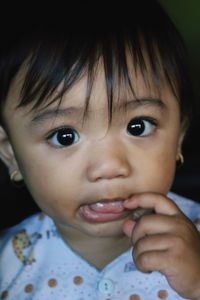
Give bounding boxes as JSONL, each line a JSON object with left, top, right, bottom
{"left": 46, "top": 127, "right": 80, "bottom": 148}
{"left": 45, "top": 116, "right": 157, "bottom": 148}
{"left": 126, "top": 116, "right": 157, "bottom": 137}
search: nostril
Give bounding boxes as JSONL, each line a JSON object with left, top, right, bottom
{"left": 87, "top": 160, "right": 131, "bottom": 182}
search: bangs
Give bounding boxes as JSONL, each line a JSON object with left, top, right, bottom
{"left": 18, "top": 30, "right": 188, "bottom": 121}
{"left": 1, "top": 0, "right": 192, "bottom": 123}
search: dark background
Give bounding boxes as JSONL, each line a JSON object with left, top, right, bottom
{"left": 160, "top": 0, "right": 200, "bottom": 200}
{"left": 0, "top": 0, "right": 200, "bottom": 230}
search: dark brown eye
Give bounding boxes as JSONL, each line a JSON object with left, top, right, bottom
{"left": 127, "top": 118, "right": 156, "bottom": 137}
{"left": 47, "top": 127, "right": 80, "bottom": 147}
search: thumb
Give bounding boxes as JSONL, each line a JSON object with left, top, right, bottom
{"left": 123, "top": 219, "right": 136, "bottom": 237}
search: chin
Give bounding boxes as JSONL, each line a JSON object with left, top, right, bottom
{"left": 82, "top": 219, "right": 126, "bottom": 238}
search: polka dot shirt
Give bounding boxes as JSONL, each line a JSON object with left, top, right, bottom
{"left": 0, "top": 192, "right": 200, "bottom": 300}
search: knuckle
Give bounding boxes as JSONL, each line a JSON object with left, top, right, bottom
{"left": 170, "top": 235, "right": 185, "bottom": 254}
{"left": 133, "top": 239, "right": 142, "bottom": 256}
{"left": 171, "top": 234, "right": 183, "bottom": 246}
{"left": 136, "top": 252, "right": 151, "bottom": 272}
{"left": 135, "top": 215, "right": 150, "bottom": 231}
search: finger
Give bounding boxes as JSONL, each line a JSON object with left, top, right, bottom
{"left": 131, "top": 214, "right": 179, "bottom": 244}
{"left": 133, "top": 233, "right": 174, "bottom": 261}
{"left": 123, "top": 219, "right": 135, "bottom": 237}
{"left": 134, "top": 249, "right": 169, "bottom": 273}
{"left": 124, "top": 192, "right": 181, "bottom": 216}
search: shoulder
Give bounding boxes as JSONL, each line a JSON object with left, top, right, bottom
{"left": 168, "top": 191, "right": 200, "bottom": 221}
{"left": 0, "top": 213, "right": 65, "bottom": 298}
{"left": 0, "top": 213, "right": 54, "bottom": 266}
{"left": 0, "top": 212, "right": 51, "bottom": 242}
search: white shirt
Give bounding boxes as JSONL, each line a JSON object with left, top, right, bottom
{"left": 1, "top": 192, "right": 200, "bottom": 300}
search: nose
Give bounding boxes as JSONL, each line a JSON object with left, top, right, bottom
{"left": 86, "top": 138, "right": 132, "bottom": 182}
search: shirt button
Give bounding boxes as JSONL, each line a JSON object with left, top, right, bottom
{"left": 98, "top": 278, "right": 114, "bottom": 294}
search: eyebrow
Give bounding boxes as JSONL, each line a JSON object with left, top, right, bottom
{"left": 30, "top": 97, "right": 166, "bottom": 125}
{"left": 31, "top": 106, "right": 84, "bottom": 125}
{"left": 123, "top": 97, "right": 166, "bottom": 110}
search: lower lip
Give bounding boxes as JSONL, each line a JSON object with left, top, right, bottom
{"left": 80, "top": 204, "right": 130, "bottom": 223}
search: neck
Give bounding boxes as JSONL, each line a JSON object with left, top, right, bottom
{"left": 56, "top": 224, "right": 131, "bottom": 269}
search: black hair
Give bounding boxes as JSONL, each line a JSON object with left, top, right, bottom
{"left": 0, "top": 0, "right": 193, "bottom": 125}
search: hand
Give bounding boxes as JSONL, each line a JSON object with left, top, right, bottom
{"left": 123, "top": 192, "right": 200, "bottom": 300}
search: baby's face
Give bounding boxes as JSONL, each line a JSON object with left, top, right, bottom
{"left": 2, "top": 62, "right": 182, "bottom": 239}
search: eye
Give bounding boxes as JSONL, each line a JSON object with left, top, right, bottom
{"left": 47, "top": 127, "right": 80, "bottom": 147}
{"left": 127, "top": 117, "right": 156, "bottom": 137}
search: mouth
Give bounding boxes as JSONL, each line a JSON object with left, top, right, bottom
{"left": 80, "top": 198, "right": 130, "bottom": 223}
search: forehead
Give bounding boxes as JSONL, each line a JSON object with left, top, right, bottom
{"left": 3, "top": 55, "right": 178, "bottom": 123}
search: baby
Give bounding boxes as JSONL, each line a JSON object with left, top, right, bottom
{"left": 0, "top": 1, "right": 200, "bottom": 299}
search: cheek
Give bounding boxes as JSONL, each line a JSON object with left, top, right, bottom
{"left": 24, "top": 170, "right": 79, "bottom": 222}
{"left": 154, "top": 156, "right": 176, "bottom": 191}
{"left": 140, "top": 145, "right": 177, "bottom": 193}
{"left": 14, "top": 149, "right": 81, "bottom": 214}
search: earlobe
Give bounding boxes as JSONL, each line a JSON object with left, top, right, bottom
{"left": 176, "top": 118, "right": 188, "bottom": 162}
{"left": 177, "top": 131, "right": 185, "bottom": 156}
{"left": 179, "top": 117, "right": 189, "bottom": 148}
{"left": 0, "top": 126, "right": 23, "bottom": 181}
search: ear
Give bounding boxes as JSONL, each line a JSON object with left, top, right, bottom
{"left": 0, "top": 126, "right": 23, "bottom": 181}
{"left": 176, "top": 118, "right": 188, "bottom": 158}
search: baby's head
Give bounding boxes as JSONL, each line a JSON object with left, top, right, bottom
{"left": 0, "top": 0, "right": 193, "bottom": 236}
{"left": 0, "top": 0, "right": 192, "bottom": 124}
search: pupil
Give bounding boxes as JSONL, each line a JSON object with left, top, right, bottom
{"left": 127, "top": 120, "right": 144, "bottom": 136}
{"left": 57, "top": 129, "right": 74, "bottom": 145}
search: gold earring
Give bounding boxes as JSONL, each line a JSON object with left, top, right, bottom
{"left": 10, "top": 170, "right": 19, "bottom": 182}
{"left": 176, "top": 153, "right": 184, "bottom": 167}
{"left": 10, "top": 170, "right": 23, "bottom": 187}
